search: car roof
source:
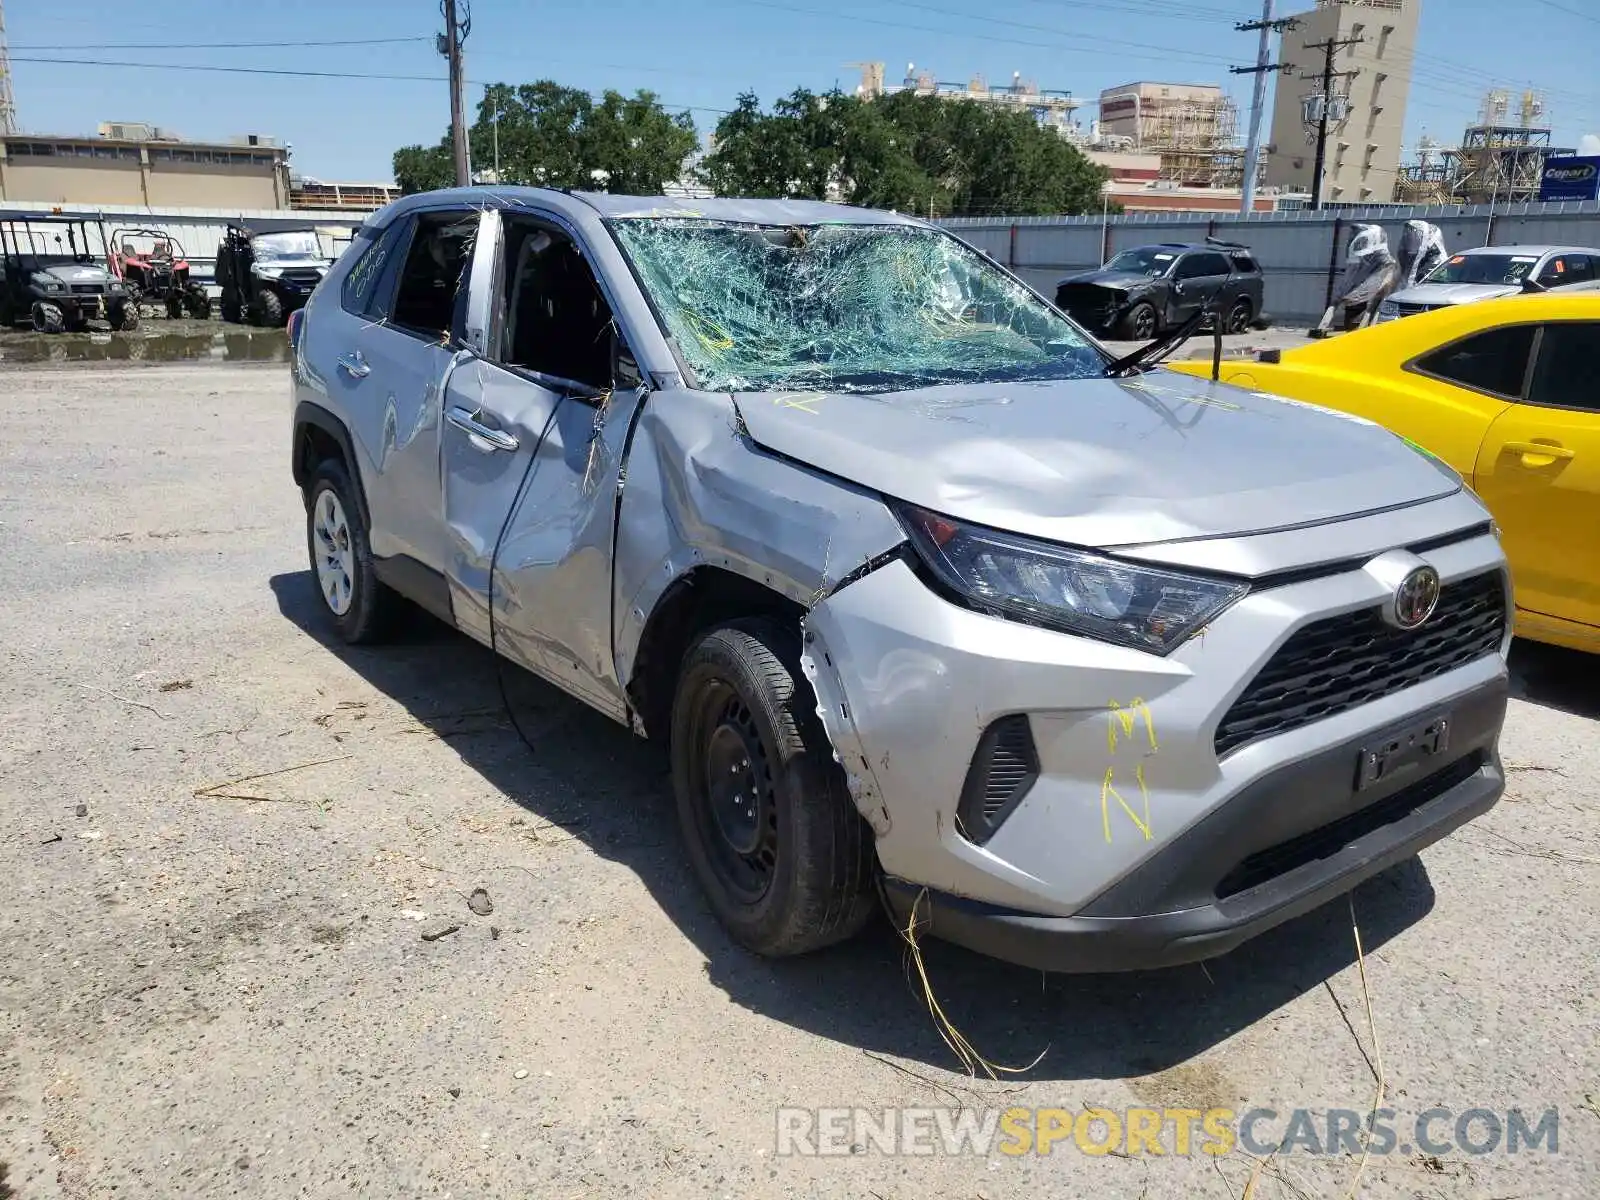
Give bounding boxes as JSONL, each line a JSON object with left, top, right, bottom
{"left": 1456, "top": 244, "right": 1600, "bottom": 256}
{"left": 374, "top": 186, "right": 928, "bottom": 229}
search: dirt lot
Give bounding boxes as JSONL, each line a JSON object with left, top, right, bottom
{"left": 1, "top": 364, "right": 1596, "bottom": 1199}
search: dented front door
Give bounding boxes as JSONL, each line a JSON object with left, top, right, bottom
{"left": 438, "top": 210, "right": 646, "bottom": 721}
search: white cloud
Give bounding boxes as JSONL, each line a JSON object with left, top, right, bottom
{"left": 1580, "top": 134, "right": 1600, "bottom": 156}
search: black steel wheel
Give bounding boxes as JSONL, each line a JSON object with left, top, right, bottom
{"left": 670, "top": 619, "right": 876, "bottom": 957}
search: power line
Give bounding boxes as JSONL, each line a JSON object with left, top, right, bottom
{"left": 6, "top": 54, "right": 734, "bottom": 115}
{"left": 10, "top": 36, "right": 433, "bottom": 51}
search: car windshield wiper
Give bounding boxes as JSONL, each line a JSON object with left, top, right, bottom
{"left": 1104, "top": 305, "right": 1211, "bottom": 378}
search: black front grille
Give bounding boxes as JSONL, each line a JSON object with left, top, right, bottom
{"left": 70, "top": 284, "right": 103, "bottom": 294}
{"left": 1394, "top": 302, "right": 1440, "bottom": 317}
{"left": 1055, "top": 284, "right": 1118, "bottom": 324}
{"left": 1215, "top": 752, "right": 1484, "bottom": 899}
{"left": 1215, "top": 571, "right": 1506, "bottom": 758}
{"left": 957, "top": 714, "right": 1040, "bottom": 844}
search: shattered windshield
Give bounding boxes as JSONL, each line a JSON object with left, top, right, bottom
{"left": 608, "top": 219, "right": 1107, "bottom": 393}
{"left": 1104, "top": 247, "right": 1178, "bottom": 277}
{"left": 252, "top": 231, "right": 323, "bottom": 262}
{"left": 1423, "top": 253, "right": 1537, "bottom": 285}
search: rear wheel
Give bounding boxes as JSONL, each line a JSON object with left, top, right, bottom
{"left": 304, "top": 458, "right": 401, "bottom": 645}
{"left": 1118, "top": 301, "right": 1158, "bottom": 340}
{"left": 670, "top": 619, "right": 876, "bottom": 957}
{"left": 1226, "top": 297, "right": 1253, "bottom": 334}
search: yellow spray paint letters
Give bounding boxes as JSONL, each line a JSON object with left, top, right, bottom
{"left": 1103, "top": 698, "right": 1158, "bottom": 843}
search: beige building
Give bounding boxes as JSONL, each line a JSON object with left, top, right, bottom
{"left": 1264, "top": 0, "right": 1421, "bottom": 203}
{"left": 1097, "top": 82, "right": 1233, "bottom": 149}
{"left": 0, "top": 123, "right": 291, "bottom": 209}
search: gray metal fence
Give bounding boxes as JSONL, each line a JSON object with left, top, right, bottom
{"left": 942, "top": 200, "right": 1600, "bottom": 322}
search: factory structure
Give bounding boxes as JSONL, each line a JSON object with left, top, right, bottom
{"left": 1397, "top": 90, "right": 1578, "bottom": 206}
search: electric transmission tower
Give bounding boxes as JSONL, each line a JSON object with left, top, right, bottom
{"left": 0, "top": 0, "right": 19, "bottom": 135}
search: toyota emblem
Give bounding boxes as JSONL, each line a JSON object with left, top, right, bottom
{"left": 1393, "top": 566, "right": 1441, "bottom": 630}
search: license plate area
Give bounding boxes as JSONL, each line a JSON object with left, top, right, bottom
{"left": 1356, "top": 714, "right": 1450, "bottom": 791}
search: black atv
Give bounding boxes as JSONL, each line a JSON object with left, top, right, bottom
{"left": 215, "top": 221, "right": 330, "bottom": 327}
{"left": 0, "top": 212, "right": 139, "bottom": 333}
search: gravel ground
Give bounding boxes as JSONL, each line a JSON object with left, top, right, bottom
{"left": 0, "top": 364, "right": 1595, "bottom": 1200}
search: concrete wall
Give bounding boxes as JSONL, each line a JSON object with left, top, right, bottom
{"left": 942, "top": 198, "right": 1600, "bottom": 321}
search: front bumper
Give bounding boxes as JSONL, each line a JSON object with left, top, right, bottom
{"left": 881, "top": 678, "right": 1503, "bottom": 971}
{"left": 803, "top": 493, "right": 1510, "bottom": 969}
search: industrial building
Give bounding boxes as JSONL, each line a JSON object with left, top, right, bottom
{"left": 1396, "top": 90, "right": 1577, "bottom": 205}
{"left": 1096, "top": 82, "right": 1242, "bottom": 187}
{"left": 854, "top": 62, "right": 1081, "bottom": 135}
{"left": 1264, "top": 0, "right": 1421, "bottom": 203}
{"left": 0, "top": 122, "right": 293, "bottom": 209}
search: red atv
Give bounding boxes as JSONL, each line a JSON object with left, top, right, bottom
{"left": 108, "top": 228, "right": 212, "bottom": 319}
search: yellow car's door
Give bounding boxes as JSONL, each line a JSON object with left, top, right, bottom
{"left": 1473, "top": 319, "right": 1600, "bottom": 632}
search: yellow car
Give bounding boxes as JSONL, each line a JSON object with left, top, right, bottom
{"left": 1169, "top": 292, "right": 1600, "bottom": 653}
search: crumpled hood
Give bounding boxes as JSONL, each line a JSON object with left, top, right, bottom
{"left": 1058, "top": 269, "right": 1158, "bottom": 293}
{"left": 1388, "top": 282, "right": 1516, "bottom": 306}
{"left": 733, "top": 370, "right": 1460, "bottom": 550}
{"left": 40, "top": 264, "right": 113, "bottom": 285}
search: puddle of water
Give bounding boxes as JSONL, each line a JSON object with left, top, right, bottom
{"left": 0, "top": 328, "right": 289, "bottom": 365}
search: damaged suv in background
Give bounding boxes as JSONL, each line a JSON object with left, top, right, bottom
{"left": 290, "top": 189, "right": 1510, "bottom": 972}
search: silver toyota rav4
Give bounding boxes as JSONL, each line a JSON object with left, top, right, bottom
{"left": 289, "top": 188, "right": 1511, "bottom": 972}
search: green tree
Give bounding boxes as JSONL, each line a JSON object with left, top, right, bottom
{"left": 704, "top": 90, "right": 1107, "bottom": 218}
{"left": 392, "top": 80, "right": 697, "bottom": 195}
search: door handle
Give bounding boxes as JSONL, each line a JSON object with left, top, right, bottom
{"left": 446, "top": 405, "right": 519, "bottom": 452}
{"left": 1503, "top": 440, "right": 1575, "bottom": 467}
{"left": 337, "top": 350, "right": 370, "bottom": 379}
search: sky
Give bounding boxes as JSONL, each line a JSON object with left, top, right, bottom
{"left": 8, "top": 0, "right": 1599, "bottom": 184}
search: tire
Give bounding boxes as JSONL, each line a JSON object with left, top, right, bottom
{"left": 251, "top": 288, "right": 285, "bottom": 327}
{"left": 186, "top": 289, "right": 212, "bottom": 320}
{"left": 166, "top": 296, "right": 185, "bottom": 320}
{"left": 304, "top": 457, "right": 401, "bottom": 645}
{"left": 670, "top": 619, "right": 876, "bottom": 958}
{"left": 31, "top": 302, "right": 64, "bottom": 334}
{"left": 1118, "top": 301, "right": 1158, "bottom": 340}
{"left": 221, "top": 297, "right": 242, "bottom": 324}
{"left": 1226, "top": 297, "right": 1253, "bottom": 335}
{"left": 108, "top": 302, "right": 139, "bottom": 332}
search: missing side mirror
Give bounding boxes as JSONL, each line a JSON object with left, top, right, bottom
{"left": 613, "top": 328, "right": 643, "bottom": 391}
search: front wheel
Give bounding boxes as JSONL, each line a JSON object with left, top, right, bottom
{"left": 108, "top": 302, "right": 139, "bottom": 331}
{"left": 670, "top": 619, "right": 876, "bottom": 958}
{"left": 1118, "top": 301, "right": 1158, "bottom": 340}
{"left": 185, "top": 289, "right": 212, "bottom": 320}
{"left": 304, "top": 458, "right": 401, "bottom": 645}
{"left": 30, "top": 302, "right": 64, "bottom": 333}
{"left": 251, "top": 288, "right": 284, "bottom": 327}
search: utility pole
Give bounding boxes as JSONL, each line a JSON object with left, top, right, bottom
{"left": 1231, "top": 3, "right": 1298, "bottom": 215}
{"left": 439, "top": 0, "right": 472, "bottom": 186}
{"left": 1301, "top": 33, "right": 1363, "bottom": 210}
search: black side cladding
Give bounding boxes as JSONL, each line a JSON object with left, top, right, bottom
{"left": 956, "top": 714, "right": 1040, "bottom": 844}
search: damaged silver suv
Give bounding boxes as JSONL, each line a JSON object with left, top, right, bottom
{"left": 290, "top": 189, "right": 1511, "bottom": 971}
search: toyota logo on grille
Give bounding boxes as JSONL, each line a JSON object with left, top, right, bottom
{"left": 1393, "top": 566, "right": 1441, "bottom": 630}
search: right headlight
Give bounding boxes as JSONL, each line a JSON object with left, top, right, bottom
{"left": 898, "top": 505, "right": 1248, "bottom": 655}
